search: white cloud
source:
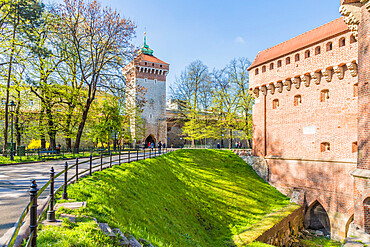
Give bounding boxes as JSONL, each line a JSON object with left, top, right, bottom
{"left": 235, "top": 36, "right": 245, "bottom": 44}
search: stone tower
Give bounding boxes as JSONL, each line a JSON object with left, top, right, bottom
{"left": 124, "top": 33, "right": 169, "bottom": 147}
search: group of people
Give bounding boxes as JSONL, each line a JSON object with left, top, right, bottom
{"left": 235, "top": 141, "right": 243, "bottom": 149}
{"left": 146, "top": 141, "right": 166, "bottom": 153}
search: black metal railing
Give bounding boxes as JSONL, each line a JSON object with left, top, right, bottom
{"left": 6, "top": 147, "right": 171, "bottom": 247}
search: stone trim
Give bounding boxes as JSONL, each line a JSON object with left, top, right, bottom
{"left": 351, "top": 168, "right": 370, "bottom": 179}
{"left": 264, "top": 156, "right": 357, "bottom": 164}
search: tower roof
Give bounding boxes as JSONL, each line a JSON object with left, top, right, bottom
{"left": 140, "top": 32, "right": 154, "bottom": 56}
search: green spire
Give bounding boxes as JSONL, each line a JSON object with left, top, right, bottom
{"left": 140, "top": 32, "right": 154, "bottom": 55}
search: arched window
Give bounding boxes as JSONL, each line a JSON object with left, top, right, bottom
{"left": 144, "top": 78, "right": 148, "bottom": 83}
{"left": 262, "top": 65, "right": 266, "bottom": 73}
{"left": 315, "top": 46, "right": 321, "bottom": 55}
{"left": 286, "top": 57, "right": 291, "bottom": 65}
{"left": 295, "top": 53, "right": 300, "bottom": 62}
{"left": 255, "top": 68, "right": 259, "bottom": 75}
{"left": 321, "top": 142, "right": 330, "bottom": 152}
{"left": 269, "top": 63, "right": 274, "bottom": 70}
{"left": 305, "top": 50, "right": 310, "bottom": 58}
{"left": 350, "top": 35, "right": 357, "bottom": 44}
{"left": 339, "top": 37, "right": 346, "bottom": 47}
{"left": 272, "top": 99, "right": 279, "bottom": 109}
{"left": 352, "top": 142, "right": 357, "bottom": 153}
{"left": 320, "top": 89, "right": 329, "bottom": 102}
{"left": 326, "top": 42, "right": 333, "bottom": 51}
{"left": 277, "top": 60, "right": 282, "bottom": 67}
{"left": 294, "top": 95, "right": 302, "bottom": 106}
{"left": 154, "top": 79, "right": 157, "bottom": 84}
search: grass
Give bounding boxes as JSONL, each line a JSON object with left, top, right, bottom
{"left": 39, "top": 149, "right": 291, "bottom": 246}
{"left": 299, "top": 236, "right": 342, "bottom": 247}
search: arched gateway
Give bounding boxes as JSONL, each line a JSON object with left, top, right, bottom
{"left": 304, "top": 201, "right": 331, "bottom": 236}
{"left": 145, "top": 134, "right": 156, "bottom": 148}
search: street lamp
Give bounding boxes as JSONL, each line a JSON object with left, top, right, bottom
{"left": 9, "top": 101, "right": 16, "bottom": 161}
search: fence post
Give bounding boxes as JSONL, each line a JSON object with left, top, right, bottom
{"left": 29, "top": 180, "right": 38, "bottom": 247}
{"left": 119, "top": 147, "right": 121, "bottom": 164}
{"left": 89, "top": 155, "right": 92, "bottom": 176}
{"left": 76, "top": 158, "right": 79, "bottom": 182}
{"left": 63, "top": 162, "right": 68, "bottom": 200}
{"left": 47, "top": 167, "right": 56, "bottom": 222}
{"left": 149, "top": 148, "right": 151, "bottom": 158}
{"left": 144, "top": 149, "right": 145, "bottom": 160}
{"left": 137, "top": 149, "right": 139, "bottom": 161}
{"left": 128, "top": 150, "right": 130, "bottom": 163}
{"left": 100, "top": 153, "right": 103, "bottom": 171}
{"left": 155, "top": 148, "right": 157, "bottom": 157}
{"left": 110, "top": 151, "right": 112, "bottom": 168}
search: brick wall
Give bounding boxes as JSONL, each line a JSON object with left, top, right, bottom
{"left": 353, "top": 2, "right": 370, "bottom": 231}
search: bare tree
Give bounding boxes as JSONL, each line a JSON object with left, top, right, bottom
{"left": 56, "top": 0, "right": 136, "bottom": 152}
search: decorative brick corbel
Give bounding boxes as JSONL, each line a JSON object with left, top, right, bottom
{"left": 267, "top": 83, "right": 275, "bottom": 95}
{"left": 333, "top": 66, "right": 344, "bottom": 80}
{"left": 282, "top": 79, "right": 292, "bottom": 91}
{"left": 260, "top": 85, "right": 267, "bottom": 95}
{"left": 250, "top": 87, "right": 259, "bottom": 98}
{"left": 310, "top": 72, "right": 321, "bottom": 85}
{"left": 275, "top": 81, "right": 283, "bottom": 93}
{"left": 321, "top": 69, "right": 332, "bottom": 82}
{"left": 346, "top": 62, "right": 358, "bottom": 77}
{"left": 300, "top": 75, "right": 310, "bottom": 87}
{"left": 291, "top": 77, "right": 301, "bottom": 89}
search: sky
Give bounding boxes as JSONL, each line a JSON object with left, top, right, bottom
{"left": 48, "top": 0, "right": 341, "bottom": 96}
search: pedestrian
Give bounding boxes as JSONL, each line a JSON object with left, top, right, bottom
{"left": 163, "top": 143, "right": 166, "bottom": 149}
{"left": 56, "top": 144, "right": 61, "bottom": 154}
{"left": 151, "top": 142, "right": 154, "bottom": 149}
{"left": 239, "top": 142, "right": 242, "bottom": 149}
{"left": 217, "top": 143, "right": 221, "bottom": 149}
{"left": 235, "top": 142, "right": 238, "bottom": 149}
{"left": 148, "top": 142, "right": 150, "bottom": 148}
{"left": 158, "top": 141, "right": 162, "bottom": 154}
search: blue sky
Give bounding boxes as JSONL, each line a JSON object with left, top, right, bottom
{"left": 49, "top": 0, "right": 341, "bottom": 94}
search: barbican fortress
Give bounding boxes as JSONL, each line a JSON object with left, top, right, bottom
{"left": 248, "top": 0, "right": 370, "bottom": 241}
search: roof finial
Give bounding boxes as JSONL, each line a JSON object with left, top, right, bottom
{"left": 144, "top": 32, "right": 147, "bottom": 46}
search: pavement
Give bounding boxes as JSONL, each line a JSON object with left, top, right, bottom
{"left": 0, "top": 149, "right": 165, "bottom": 246}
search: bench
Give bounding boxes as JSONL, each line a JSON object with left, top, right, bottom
{"left": 38, "top": 150, "right": 59, "bottom": 159}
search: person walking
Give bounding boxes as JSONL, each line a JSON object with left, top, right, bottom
{"left": 158, "top": 141, "right": 162, "bottom": 154}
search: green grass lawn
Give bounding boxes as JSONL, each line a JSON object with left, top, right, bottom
{"left": 39, "top": 149, "right": 291, "bottom": 246}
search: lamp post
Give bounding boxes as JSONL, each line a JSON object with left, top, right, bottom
{"left": 9, "top": 101, "right": 16, "bottom": 161}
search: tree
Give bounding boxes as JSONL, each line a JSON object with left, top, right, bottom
{"left": 56, "top": 0, "right": 136, "bottom": 153}
{"left": 0, "top": 0, "right": 44, "bottom": 156}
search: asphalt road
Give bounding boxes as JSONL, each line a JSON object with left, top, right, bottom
{"left": 0, "top": 149, "right": 164, "bottom": 246}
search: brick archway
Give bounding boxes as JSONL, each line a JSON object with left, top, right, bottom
{"left": 364, "top": 197, "right": 370, "bottom": 234}
{"left": 145, "top": 134, "right": 156, "bottom": 148}
{"left": 304, "top": 200, "right": 331, "bottom": 236}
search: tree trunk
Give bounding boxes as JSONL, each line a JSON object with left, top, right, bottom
{"left": 228, "top": 129, "right": 232, "bottom": 149}
{"left": 65, "top": 137, "right": 72, "bottom": 151}
{"left": 45, "top": 107, "right": 56, "bottom": 150}
{"left": 39, "top": 108, "right": 46, "bottom": 150}
{"left": 74, "top": 100, "right": 92, "bottom": 153}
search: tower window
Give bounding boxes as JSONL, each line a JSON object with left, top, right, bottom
{"left": 255, "top": 68, "right": 259, "bottom": 75}
{"left": 29, "top": 100, "right": 34, "bottom": 106}
{"left": 352, "top": 142, "right": 357, "bottom": 153}
{"left": 315, "top": 46, "right": 321, "bottom": 55}
{"left": 321, "top": 142, "right": 330, "bottom": 152}
{"left": 262, "top": 66, "right": 266, "bottom": 73}
{"left": 160, "top": 64, "right": 162, "bottom": 67}
{"left": 145, "top": 62, "right": 147, "bottom": 65}
{"left": 149, "top": 114, "right": 153, "bottom": 119}
{"left": 294, "top": 95, "right": 302, "bottom": 106}
{"left": 154, "top": 79, "right": 157, "bottom": 84}
{"left": 277, "top": 60, "right": 282, "bottom": 67}
{"left": 272, "top": 99, "right": 279, "bottom": 109}
{"left": 295, "top": 53, "right": 300, "bottom": 62}
{"left": 286, "top": 57, "right": 291, "bottom": 65}
{"left": 269, "top": 63, "right": 274, "bottom": 70}
{"left": 320, "top": 89, "right": 329, "bottom": 102}
{"left": 144, "top": 78, "right": 148, "bottom": 83}
{"left": 305, "top": 50, "right": 310, "bottom": 58}
{"left": 326, "top": 42, "right": 333, "bottom": 51}
{"left": 152, "top": 63, "right": 154, "bottom": 66}
{"left": 350, "top": 35, "right": 357, "bottom": 43}
{"left": 339, "top": 37, "right": 346, "bottom": 47}
{"left": 353, "top": 83, "right": 358, "bottom": 97}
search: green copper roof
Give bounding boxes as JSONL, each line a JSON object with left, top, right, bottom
{"left": 140, "top": 32, "right": 154, "bottom": 55}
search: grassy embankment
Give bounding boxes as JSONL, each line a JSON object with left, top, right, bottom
{"left": 38, "top": 149, "right": 293, "bottom": 246}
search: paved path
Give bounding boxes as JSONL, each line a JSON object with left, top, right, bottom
{"left": 0, "top": 149, "right": 166, "bottom": 246}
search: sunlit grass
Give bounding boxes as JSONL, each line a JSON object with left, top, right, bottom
{"left": 40, "top": 149, "right": 291, "bottom": 246}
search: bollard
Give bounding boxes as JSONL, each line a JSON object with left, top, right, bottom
{"left": 110, "top": 152, "right": 112, "bottom": 168}
{"left": 89, "top": 155, "right": 92, "bottom": 176}
{"left": 75, "top": 158, "right": 79, "bottom": 182}
{"left": 100, "top": 153, "right": 103, "bottom": 171}
{"left": 29, "top": 180, "right": 38, "bottom": 247}
{"left": 63, "top": 162, "right": 68, "bottom": 200}
{"left": 47, "top": 167, "right": 56, "bottom": 222}
{"left": 137, "top": 149, "right": 139, "bottom": 161}
{"left": 128, "top": 150, "right": 130, "bottom": 163}
{"left": 119, "top": 147, "right": 121, "bottom": 164}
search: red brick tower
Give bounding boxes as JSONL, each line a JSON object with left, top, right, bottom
{"left": 124, "top": 33, "right": 169, "bottom": 147}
